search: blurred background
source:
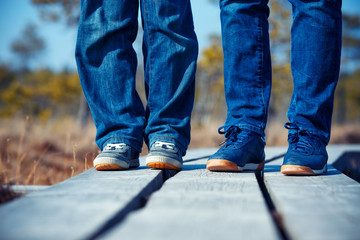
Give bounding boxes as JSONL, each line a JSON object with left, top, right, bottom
{"left": 0, "top": 0, "right": 359, "bottom": 186}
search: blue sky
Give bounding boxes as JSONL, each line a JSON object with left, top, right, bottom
{"left": 0, "top": 0, "right": 359, "bottom": 72}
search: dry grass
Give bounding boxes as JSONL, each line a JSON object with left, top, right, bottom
{"left": 189, "top": 122, "right": 225, "bottom": 149}
{"left": 0, "top": 117, "right": 99, "bottom": 186}
{"left": 0, "top": 117, "right": 359, "bottom": 186}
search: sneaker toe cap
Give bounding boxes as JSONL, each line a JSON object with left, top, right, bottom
{"left": 283, "top": 153, "right": 327, "bottom": 170}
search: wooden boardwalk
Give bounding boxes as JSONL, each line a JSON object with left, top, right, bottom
{"left": 0, "top": 145, "right": 359, "bottom": 240}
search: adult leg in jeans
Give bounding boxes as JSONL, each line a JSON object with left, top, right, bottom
{"left": 142, "top": 0, "right": 198, "bottom": 170}
{"left": 76, "top": 0, "right": 145, "bottom": 170}
{"left": 207, "top": 0, "right": 272, "bottom": 172}
{"left": 281, "top": 0, "right": 342, "bottom": 175}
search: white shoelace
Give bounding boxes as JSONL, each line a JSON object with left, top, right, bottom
{"left": 104, "top": 143, "right": 127, "bottom": 151}
{"left": 153, "top": 141, "right": 176, "bottom": 151}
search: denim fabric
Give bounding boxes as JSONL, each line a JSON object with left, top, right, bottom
{"left": 75, "top": 0, "right": 198, "bottom": 154}
{"left": 220, "top": 0, "right": 272, "bottom": 137}
{"left": 219, "top": 0, "right": 342, "bottom": 143}
{"left": 287, "top": 0, "right": 342, "bottom": 143}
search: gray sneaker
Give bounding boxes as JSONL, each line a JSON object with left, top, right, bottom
{"left": 146, "top": 141, "right": 183, "bottom": 170}
{"left": 93, "top": 143, "right": 139, "bottom": 171}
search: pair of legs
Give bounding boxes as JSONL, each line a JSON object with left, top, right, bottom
{"left": 208, "top": 0, "right": 342, "bottom": 175}
{"left": 76, "top": 0, "right": 198, "bottom": 170}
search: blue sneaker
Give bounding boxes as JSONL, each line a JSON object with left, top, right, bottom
{"left": 207, "top": 126, "right": 265, "bottom": 172}
{"left": 146, "top": 141, "right": 183, "bottom": 170}
{"left": 281, "top": 123, "right": 328, "bottom": 175}
{"left": 93, "top": 143, "right": 140, "bottom": 171}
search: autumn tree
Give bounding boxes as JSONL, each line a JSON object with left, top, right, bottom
{"left": 335, "top": 14, "right": 360, "bottom": 123}
{"left": 0, "top": 68, "right": 82, "bottom": 120}
{"left": 193, "top": 35, "right": 226, "bottom": 125}
{"left": 32, "top": 0, "right": 80, "bottom": 26}
{"left": 11, "top": 23, "right": 46, "bottom": 71}
{"left": 31, "top": 0, "right": 92, "bottom": 125}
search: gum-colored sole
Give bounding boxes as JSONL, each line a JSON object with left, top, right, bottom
{"left": 147, "top": 162, "right": 181, "bottom": 170}
{"left": 207, "top": 159, "right": 265, "bottom": 172}
{"left": 207, "top": 159, "right": 240, "bottom": 172}
{"left": 94, "top": 163, "right": 126, "bottom": 171}
{"left": 281, "top": 165, "right": 326, "bottom": 176}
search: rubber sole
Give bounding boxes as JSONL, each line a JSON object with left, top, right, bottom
{"left": 281, "top": 164, "right": 327, "bottom": 176}
{"left": 93, "top": 157, "right": 138, "bottom": 171}
{"left": 146, "top": 162, "right": 181, "bottom": 170}
{"left": 94, "top": 163, "right": 126, "bottom": 171}
{"left": 146, "top": 155, "right": 182, "bottom": 170}
{"left": 207, "top": 159, "right": 265, "bottom": 172}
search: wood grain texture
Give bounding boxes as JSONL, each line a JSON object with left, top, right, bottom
{"left": 0, "top": 157, "right": 163, "bottom": 240}
{"left": 1, "top": 145, "right": 358, "bottom": 240}
{"left": 103, "top": 155, "right": 279, "bottom": 240}
{"left": 263, "top": 145, "right": 360, "bottom": 240}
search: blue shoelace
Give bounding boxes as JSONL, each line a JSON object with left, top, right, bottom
{"left": 285, "top": 122, "right": 319, "bottom": 153}
{"left": 218, "top": 125, "right": 252, "bottom": 148}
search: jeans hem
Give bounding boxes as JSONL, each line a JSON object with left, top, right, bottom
{"left": 295, "top": 126, "right": 330, "bottom": 145}
{"left": 233, "top": 123, "right": 265, "bottom": 138}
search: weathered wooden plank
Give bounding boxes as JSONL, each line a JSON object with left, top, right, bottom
{"left": 2, "top": 145, "right": 357, "bottom": 240}
{"left": 102, "top": 151, "right": 279, "bottom": 240}
{"left": 0, "top": 157, "right": 164, "bottom": 240}
{"left": 7, "top": 185, "right": 49, "bottom": 194}
{"left": 326, "top": 144, "right": 360, "bottom": 164}
{"left": 263, "top": 145, "right": 360, "bottom": 240}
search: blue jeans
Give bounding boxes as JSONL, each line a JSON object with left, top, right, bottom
{"left": 220, "top": 0, "right": 342, "bottom": 144}
{"left": 75, "top": 0, "right": 198, "bottom": 154}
